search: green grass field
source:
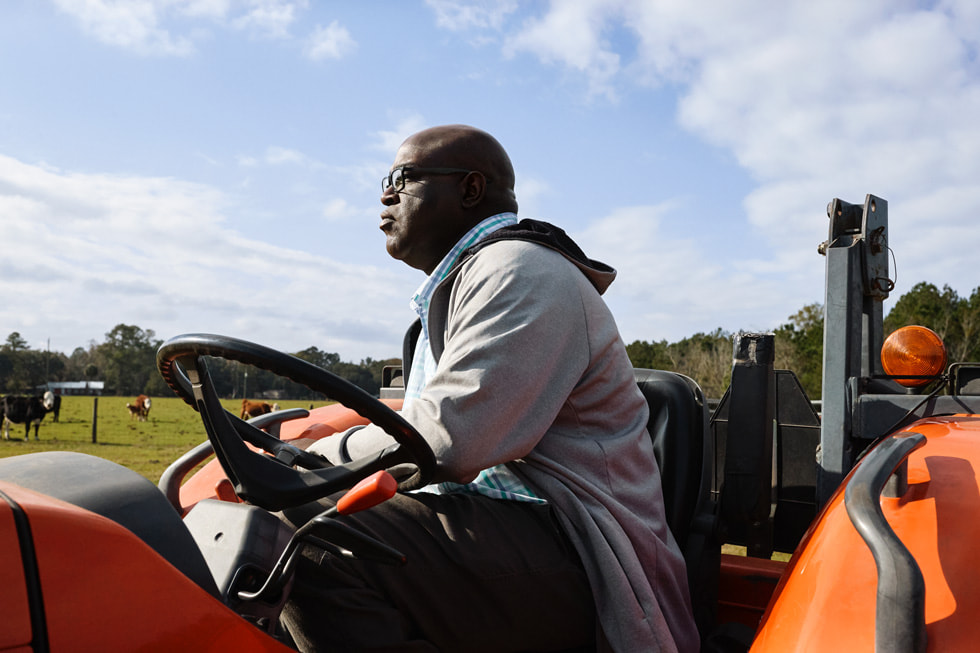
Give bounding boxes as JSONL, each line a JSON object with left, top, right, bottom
{"left": 0, "top": 396, "right": 330, "bottom": 482}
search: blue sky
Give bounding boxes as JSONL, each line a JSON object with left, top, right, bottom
{"left": 2, "top": 0, "right": 979, "bottom": 362}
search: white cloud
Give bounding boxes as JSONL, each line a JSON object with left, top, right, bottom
{"left": 321, "top": 198, "right": 353, "bottom": 222}
{"left": 372, "top": 115, "right": 429, "bottom": 154}
{"left": 503, "top": 0, "right": 624, "bottom": 100}
{"left": 232, "top": 0, "right": 307, "bottom": 39}
{"left": 572, "top": 202, "right": 813, "bottom": 343}
{"left": 52, "top": 0, "right": 196, "bottom": 56}
{"left": 480, "top": 1, "right": 980, "bottom": 314}
{"left": 512, "top": 175, "right": 550, "bottom": 217}
{"left": 52, "top": 0, "right": 310, "bottom": 54}
{"left": 195, "top": 152, "right": 221, "bottom": 166}
{"left": 264, "top": 146, "right": 312, "bottom": 166}
{"left": 235, "top": 146, "right": 321, "bottom": 168}
{"left": 305, "top": 20, "right": 356, "bottom": 61}
{"left": 425, "top": 0, "right": 519, "bottom": 31}
{"left": 0, "top": 154, "right": 413, "bottom": 359}
{"left": 176, "top": 0, "right": 232, "bottom": 20}
{"left": 661, "top": 4, "right": 980, "bottom": 302}
{"left": 28, "top": 0, "right": 980, "bottom": 359}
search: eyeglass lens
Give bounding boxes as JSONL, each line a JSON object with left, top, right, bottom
{"left": 382, "top": 166, "right": 405, "bottom": 192}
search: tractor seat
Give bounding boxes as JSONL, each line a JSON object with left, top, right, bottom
{"left": 634, "top": 368, "right": 718, "bottom": 642}
{"left": 634, "top": 368, "right": 709, "bottom": 550}
{"left": 0, "top": 451, "right": 220, "bottom": 598}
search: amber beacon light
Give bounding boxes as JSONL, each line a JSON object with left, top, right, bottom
{"left": 881, "top": 325, "right": 948, "bottom": 387}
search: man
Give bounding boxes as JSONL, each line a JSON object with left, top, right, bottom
{"left": 285, "top": 125, "right": 698, "bottom": 652}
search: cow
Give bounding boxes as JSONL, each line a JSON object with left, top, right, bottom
{"left": 48, "top": 393, "right": 62, "bottom": 422}
{"left": 126, "top": 394, "right": 152, "bottom": 422}
{"left": 1, "top": 393, "right": 55, "bottom": 440}
{"left": 240, "top": 399, "right": 278, "bottom": 420}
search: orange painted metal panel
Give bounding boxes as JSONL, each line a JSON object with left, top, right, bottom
{"left": 2, "top": 484, "right": 291, "bottom": 652}
{"left": 751, "top": 416, "right": 980, "bottom": 651}
{"left": 0, "top": 491, "right": 32, "bottom": 651}
{"left": 277, "top": 399, "right": 402, "bottom": 442}
{"left": 717, "top": 554, "right": 785, "bottom": 630}
{"left": 178, "top": 400, "right": 402, "bottom": 510}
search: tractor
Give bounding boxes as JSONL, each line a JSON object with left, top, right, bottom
{"left": 1, "top": 194, "right": 977, "bottom": 651}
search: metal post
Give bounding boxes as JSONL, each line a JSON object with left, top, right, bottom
{"left": 817, "top": 195, "right": 889, "bottom": 505}
{"left": 91, "top": 397, "right": 98, "bottom": 443}
{"left": 721, "top": 332, "right": 777, "bottom": 558}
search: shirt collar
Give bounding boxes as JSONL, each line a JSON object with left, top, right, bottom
{"left": 410, "top": 212, "right": 519, "bottom": 318}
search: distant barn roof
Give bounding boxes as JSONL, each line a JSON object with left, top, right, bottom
{"left": 36, "top": 381, "right": 105, "bottom": 395}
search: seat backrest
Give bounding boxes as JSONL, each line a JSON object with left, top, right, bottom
{"left": 634, "top": 368, "right": 709, "bottom": 551}
{"left": 635, "top": 369, "right": 721, "bottom": 639}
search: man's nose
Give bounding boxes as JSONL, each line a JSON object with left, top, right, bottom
{"left": 381, "top": 186, "right": 398, "bottom": 205}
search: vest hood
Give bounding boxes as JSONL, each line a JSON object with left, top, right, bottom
{"left": 464, "top": 218, "right": 617, "bottom": 294}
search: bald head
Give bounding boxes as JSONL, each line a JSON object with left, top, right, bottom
{"left": 400, "top": 125, "right": 518, "bottom": 216}
{"left": 380, "top": 125, "right": 520, "bottom": 273}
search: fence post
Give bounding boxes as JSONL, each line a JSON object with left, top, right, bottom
{"left": 91, "top": 397, "right": 98, "bottom": 443}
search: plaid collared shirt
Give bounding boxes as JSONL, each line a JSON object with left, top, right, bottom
{"left": 405, "top": 212, "right": 545, "bottom": 503}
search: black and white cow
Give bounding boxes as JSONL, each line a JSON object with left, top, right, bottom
{"left": 1, "top": 392, "right": 56, "bottom": 440}
{"left": 49, "top": 393, "right": 62, "bottom": 422}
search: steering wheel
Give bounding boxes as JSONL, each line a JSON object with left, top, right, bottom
{"left": 157, "top": 333, "right": 436, "bottom": 511}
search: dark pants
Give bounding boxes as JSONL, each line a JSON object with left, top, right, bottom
{"left": 280, "top": 491, "right": 596, "bottom": 652}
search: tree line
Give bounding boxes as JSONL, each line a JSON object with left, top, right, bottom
{"left": 625, "top": 282, "right": 980, "bottom": 401}
{"left": 3, "top": 281, "right": 977, "bottom": 400}
{"left": 0, "top": 324, "right": 398, "bottom": 400}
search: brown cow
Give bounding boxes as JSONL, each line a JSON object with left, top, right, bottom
{"left": 240, "top": 399, "right": 278, "bottom": 420}
{"left": 126, "top": 394, "right": 152, "bottom": 422}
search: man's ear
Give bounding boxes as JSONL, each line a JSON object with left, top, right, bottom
{"left": 459, "top": 171, "right": 487, "bottom": 208}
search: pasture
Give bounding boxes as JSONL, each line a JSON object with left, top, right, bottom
{"left": 0, "top": 395, "right": 332, "bottom": 482}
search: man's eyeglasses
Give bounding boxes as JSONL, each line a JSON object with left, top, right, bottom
{"left": 382, "top": 166, "right": 474, "bottom": 193}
